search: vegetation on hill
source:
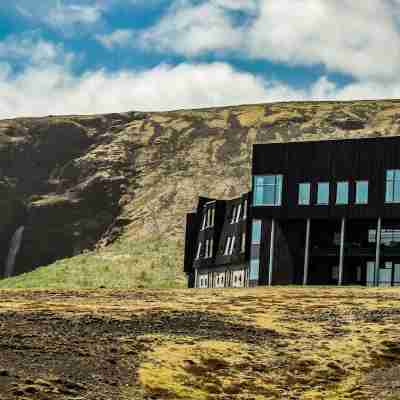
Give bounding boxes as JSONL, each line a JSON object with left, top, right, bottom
{"left": 2, "top": 100, "right": 400, "bottom": 285}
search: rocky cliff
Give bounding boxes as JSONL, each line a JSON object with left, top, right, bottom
{"left": 2, "top": 100, "right": 400, "bottom": 278}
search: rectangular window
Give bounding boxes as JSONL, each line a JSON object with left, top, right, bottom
{"left": 336, "top": 181, "right": 349, "bottom": 205}
{"left": 224, "top": 237, "right": 231, "bottom": 255}
{"left": 205, "top": 240, "right": 209, "bottom": 259}
{"left": 355, "top": 181, "right": 368, "bottom": 204}
{"left": 386, "top": 170, "right": 400, "bottom": 203}
{"left": 317, "top": 182, "right": 330, "bottom": 205}
{"left": 229, "top": 236, "right": 236, "bottom": 255}
{"left": 209, "top": 239, "right": 213, "bottom": 257}
{"left": 230, "top": 206, "right": 236, "bottom": 223}
{"left": 251, "top": 220, "right": 262, "bottom": 243}
{"left": 210, "top": 208, "right": 215, "bottom": 227}
{"left": 201, "top": 214, "right": 206, "bottom": 230}
{"left": 253, "top": 175, "right": 283, "bottom": 206}
{"left": 298, "top": 183, "right": 311, "bottom": 205}
{"left": 250, "top": 220, "right": 262, "bottom": 281}
{"left": 196, "top": 242, "right": 202, "bottom": 259}
{"left": 243, "top": 200, "right": 247, "bottom": 220}
{"left": 241, "top": 232, "right": 246, "bottom": 253}
{"left": 235, "top": 204, "right": 242, "bottom": 223}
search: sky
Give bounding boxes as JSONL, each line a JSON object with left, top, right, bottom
{"left": 0, "top": 0, "right": 400, "bottom": 118}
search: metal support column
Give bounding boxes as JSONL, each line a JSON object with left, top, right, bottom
{"left": 375, "top": 217, "right": 382, "bottom": 286}
{"left": 303, "top": 219, "right": 311, "bottom": 285}
{"left": 338, "top": 217, "right": 346, "bottom": 286}
{"left": 268, "top": 219, "right": 275, "bottom": 286}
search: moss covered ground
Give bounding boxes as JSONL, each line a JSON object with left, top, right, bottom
{"left": 1, "top": 287, "right": 400, "bottom": 399}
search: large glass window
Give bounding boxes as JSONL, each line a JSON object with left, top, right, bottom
{"left": 250, "top": 220, "right": 262, "bottom": 281}
{"left": 298, "top": 183, "right": 311, "bottom": 205}
{"left": 355, "top": 181, "right": 368, "bottom": 204}
{"left": 336, "top": 181, "right": 349, "bottom": 205}
{"left": 253, "top": 175, "right": 283, "bottom": 206}
{"left": 386, "top": 170, "right": 400, "bottom": 203}
{"left": 317, "top": 182, "right": 330, "bottom": 205}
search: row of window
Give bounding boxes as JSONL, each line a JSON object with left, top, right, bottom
{"left": 298, "top": 180, "right": 369, "bottom": 206}
{"left": 201, "top": 207, "right": 216, "bottom": 230}
{"left": 229, "top": 200, "right": 248, "bottom": 223}
{"left": 223, "top": 233, "right": 246, "bottom": 255}
{"left": 195, "top": 233, "right": 246, "bottom": 260}
{"left": 253, "top": 171, "right": 400, "bottom": 206}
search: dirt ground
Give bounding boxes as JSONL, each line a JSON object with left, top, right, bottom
{"left": 1, "top": 287, "right": 400, "bottom": 400}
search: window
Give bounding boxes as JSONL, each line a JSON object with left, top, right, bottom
{"left": 205, "top": 240, "right": 209, "bottom": 259}
{"left": 241, "top": 232, "right": 246, "bottom": 253}
{"left": 196, "top": 242, "right": 202, "bottom": 260}
{"left": 210, "top": 208, "right": 215, "bottom": 227}
{"left": 381, "top": 229, "right": 400, "bottom": 247}
{"left": 253, "top": 175, "right": 283, "bottom": 206}
{"left": 229, "top": 236, "right": 236, "bottom": 255}
{"left": 355, "top": 181, "right": 368, "bottom": 204}
{"left": 209, "top": 239, "right": 214, "bottom": 258}
{"left": 386, "top": 170, "right": 400, "bottom": 203}
{"left": 317, "top": 182, "right": 330, "bottom": 205}
{"left": 336, "top": 181, "right": 349, "bottom": 205}
{"left": 250, "top": 220, "right": 262, "bottom": 281}
{"left": 235, "top": 204, "right": 242, "bottom": 223}
{"left": 224, "top": 237, "right": 231, "bottom": 255}
{"left": 252, "top": 220, "right": 262, "bottom": 243}
{"left": 243, "top": 200, "right": 247, "bottom": 220}
{"left": 298, "top": 183, "right": 311, "bottom": 205}
{"left": 201, "top": 214, "right": 206, "bottom": 230}
{"left": 230, "top": 206, "right": 236, "bottom": 223}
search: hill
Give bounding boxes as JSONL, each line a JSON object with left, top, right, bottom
{"left": 2, "top": 100, "right": 400, "bottom": 287}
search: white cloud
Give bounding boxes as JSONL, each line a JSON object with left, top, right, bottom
{"left": 46, "top": 3, "right": 103, "bottom": 28}
{"left": 13, "top": 1, "right": 104, "bottom": 33}
{"left": 137, "top": 0, "right": 400, "bottom": 81}
{"left": 96, "top": 29, "right": 135, "bottom": 49}
{"left": 1, "top": 34, "right": 400, "bottom": 119}
{"left": 136, "top": 0, "right": 246, "bottom": 55}
{"left": 248, "top": 0, "right": 400, "bottom": 81}
{"left": 0, "top": 34, "right": 73, "bottom": 66}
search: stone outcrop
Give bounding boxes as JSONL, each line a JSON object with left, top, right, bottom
{"left": 2, "top": 100, "right": 400, "bottom": 276}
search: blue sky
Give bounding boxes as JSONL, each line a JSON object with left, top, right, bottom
{"left": 0, "top": 0, "right": 399, "bottom": 118}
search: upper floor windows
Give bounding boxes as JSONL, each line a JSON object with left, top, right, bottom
{"left": 298, "top": 183, "right": 311, "bottom": 205}
{"left": 386, "top": 170, "right": 400, "bottom": 203}
{"left": 317, "top": 182, "right": 330, "bottom": 205}
{"left": 336, "top": 181, "right": 349, "bottom": 205}
{"left": 253, "top": 175, "right": 283, "bottom": 206}
{"left": 201, "top": 207, "right": 215, "bottom": 230}
{"left": 355, "top": 181, "right": 368, "bottom": 204}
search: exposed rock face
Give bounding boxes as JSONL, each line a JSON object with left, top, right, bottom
{"left": 2, "top": 100, "right": 400, "bottom": 276}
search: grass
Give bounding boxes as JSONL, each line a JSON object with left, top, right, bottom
{"left": 0, "top": 236, "right": 186, "bottom": 289}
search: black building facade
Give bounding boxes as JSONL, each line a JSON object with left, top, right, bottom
{"left": 185, "top": 136, "right": 400, "bottom": 288}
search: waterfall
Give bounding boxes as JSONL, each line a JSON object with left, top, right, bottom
{"left": 4, "top": 226, "right": 25, "bottom": 278}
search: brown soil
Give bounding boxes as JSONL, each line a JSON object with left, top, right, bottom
{"left": 1, "top": 287, "right": 400, "bottom": 399}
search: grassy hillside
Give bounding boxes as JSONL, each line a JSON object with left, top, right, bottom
{"left": 2, "top": 100, "right": 400, "bottom": 286}
{"left": 0, "top": 237, "right": 186, "bottom": 289}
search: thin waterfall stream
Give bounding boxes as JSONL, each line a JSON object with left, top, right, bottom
{"left": 4, "top": 226, "right": 25, "bottom": 278}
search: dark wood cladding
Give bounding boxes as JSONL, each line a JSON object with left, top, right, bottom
{"left": 252, "top": 136, "right": 400, "bottom": 220}
{"left": 214, "top": 192, "right": 251, "bottom": 266}
{"left": 186, "top": 193, "right": 252, "bottom": 278}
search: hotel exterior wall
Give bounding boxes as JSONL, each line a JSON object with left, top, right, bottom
{"left": 252, "top": 136, "right": 400, "bottom": 221}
